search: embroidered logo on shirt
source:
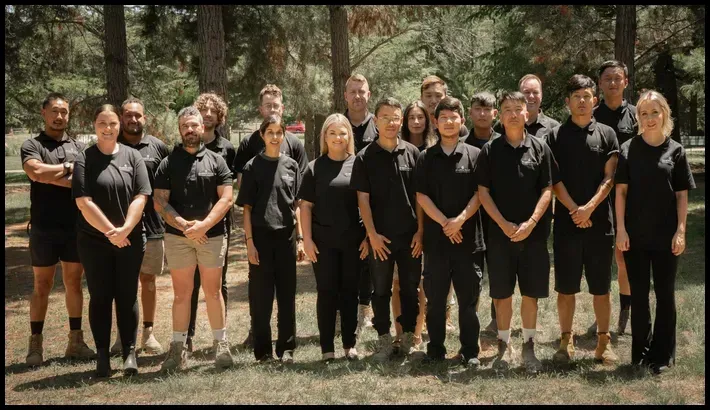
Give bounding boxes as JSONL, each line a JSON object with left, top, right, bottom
{"left": 455, "top": 165, "right": 471, "bottom": 173}
{"left": 398, "top": 165, "right": 412, "bottom": 171}
{"left": 282, "top": 174, "right": 295, "bottom": 183}
{"left": 520, "top": 159, "right": 537, "bottom": 166}
{"left": 119, "top": 164, "right": 132, "bottom": 172}
{"left": 589, "top": 146, "right": 604, "bottom": 153}
{"left": 198, "top": 171, "right": 215, "bottom": 177}
{"left": 343, "top": 172, "right": 351, "bottom": 177}
{"left": 660, "top": 158, "right": 674, "bottom": 166}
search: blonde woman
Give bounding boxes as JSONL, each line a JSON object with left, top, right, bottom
{"left": 299, "top": 114, "right": 369, "bottom": 361}
{"left": 615, "top": 90, "right": 695, "bottom": 375}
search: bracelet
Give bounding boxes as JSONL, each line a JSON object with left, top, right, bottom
{"left": 245, "top": 236, "right": 253, "bottom": 241}
{"left": 530, "top": 217, "right": 538, "bottom": 225}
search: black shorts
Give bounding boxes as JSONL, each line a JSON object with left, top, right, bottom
{"left": 29, "top": 228, "right": 80, "bottom": 267}
{"left": 554, "top": 230, "right": 613, "bottom": 295}
{"left": 487, "top": 229, "right": 550, "bottom": 299}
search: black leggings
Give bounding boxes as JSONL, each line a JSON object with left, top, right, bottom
{"left": 312, "top": 241, "right": 360, "bottom": 353}
{"left": 77, "top": 231, "right": 145, "bottom": 354}
{"left": 624, "top": 248, "right": 678, "bottom": 367}
{"left": 358, "top": 256, "right": 373, "bottom": 306}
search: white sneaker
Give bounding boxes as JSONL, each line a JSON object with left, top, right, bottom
{"left": 140, "top": 327, "right": 163, "bottom": 354}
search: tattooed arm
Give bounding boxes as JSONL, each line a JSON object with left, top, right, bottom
{"left": 153, "top": 188, "right": 190, "bottom": 232}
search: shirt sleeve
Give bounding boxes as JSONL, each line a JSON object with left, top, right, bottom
{"left": 292, "top": 137, "right": 309, "bottom": 177}
{"left": 615, "top": 144, "right": 630, "bottom": 185}
{"left": 473, "top": 144, "right": 492, "bottom": 188}
{"left": 153, "top": 157, "right": 171, "bottom": 190}
{"left": 413, "top": 151, "right": 429, "bottom": 195}
{"left": 543, "top": 130, "right": 562, "bottom": 185}
{"left": 20, "top": 139, "right": 42, "bottom": 164}
{"left": 605, "top": 128, "right": 620, "bottom": 157}
{"left": 292, "top": 161, "right": 302, "bottom": 202}
{"left": 76, "top": 140, "right": 87, "bottom": 153}
{"left": 235, "top": 161, "right": 257, "bottom": 207}
{"left": 349, "top": 153, "right": 370, "bottom": 193}
{"left": 537, "top": 142, "right": 554, "bottom": 190}
{"left": 71, "top": 152, "right": 90, "bottom": 198}
{"left": 132, "top": 150, "right": 152, "bottom": 196}
{"left": 233, "top": 136, "right": 253, "bottom": 174}
{"left": 158, "top": 139, "right": 171, "bottom": 160}
{"left": 672, "top": 147, "right": 696, "bottom": 192}
{"left": 215, "top": 155, "right": 233, "bottom": 186}
{"left": 297, "top": 161, "right": 317, "bottom": 203}
{"left": 226, "top": 144, "right": 237, "bottom": 177}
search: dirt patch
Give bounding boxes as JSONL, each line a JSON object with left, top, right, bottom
{"left": 5, "top": 184, "right": 30, "bottom": 195}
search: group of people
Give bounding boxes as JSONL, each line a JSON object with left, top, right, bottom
{"left": 20, "top": 59, "right": 694, "bottom": 379}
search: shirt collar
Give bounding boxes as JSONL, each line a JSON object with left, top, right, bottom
{"left": 431, "top": 140, "right": 466, "bottom": 157}
{"left": 177, "top": 143, "right": 207, "bottom": 158}
{"left": 501, "top": 131, "right": 534, "bottom": 149}
{"left": 564, "top": 117, "right": 597, "bottom": 132}
{"left": 344, "top": 110, "right": 374, "bottom": 128}
{"left": 118, "top": 132, "right": 150, "bottom": 147}
{"left": 38, "top": 131, "right": 71, "bottom": 142}
{"left": 371, "top": 137, "right": 405, "bottom": 154}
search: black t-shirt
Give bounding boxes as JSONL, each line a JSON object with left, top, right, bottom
{"left": 21, "top": 132, "right": 86, "bottom": 232}
{"left": 72, "top": 144, "right": 152, "bottom": 240}
{"left": 205, "top": 130, "right": 236, "bottom": 177}
{"left": 236, "top": 154, "right": 301, "bottom": 231}
{"left": 461, "top": 128, "right": 501, "bottom": 240}
{"left": 297, "top": 155, "right": 364, "bottom": 247}
{"left": 414, "top": 141, "right": 485, "bottom": 253}
{"left": 154, "top": 144, "right": 233, "bottom": 238}
{"left": 233, "top": 130, "right": 308, "bottom": 176}
{"left": 350, "top": 139, "right": 420, "bottom": 246}
{"left": 546, "top": 118, "right": 619, "bottom": 235}
{"left": 494, "top": 111, "right": 560, "bottom": 139}
{"left": 593, "top": 100, "right": 638, "bottom": 146}
{"left": 473, "top": 133, "right": 554, "bottom": 241}
{"left": 118, "top": 134, "right": 170, "bottom": 239}
{"left": 615, "top": 137, "right": 695, "bottom": 250}
{"left": 346, "top": 110, "right": 379, "bottom": 154}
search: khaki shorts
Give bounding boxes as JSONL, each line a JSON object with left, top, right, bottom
{"left": 164, "top": 233, "right": 227, "bottom": 270}
{"left": 140, "top": 238, "right": 166, "bottom": 275}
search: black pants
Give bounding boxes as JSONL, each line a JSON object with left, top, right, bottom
{"left": 624, "top": 249, "right": 678, "bottom": 367}
{"left": 77, "top": 230, "right": 145, "bottom": 354}
{"left": 312, "top": 241, "right": 360, "bottom": 353}
{"left": 358, "top": 256, "right": 373, "bottom": 306}
{"left": 424, "top": 249, "right": 483, "bottom": 360}
{"left": 369, "top": 240, "right": 422, "bottom": 335}
{"left": 480, "top": 250, "right": 496, "bottom": 320}
{"left": 188, "top": 227, "right": 230, "bottom": 338}
{"left": 249, "top": 228, "right": 297, "bottom": 360}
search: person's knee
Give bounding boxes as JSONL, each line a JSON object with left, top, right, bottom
{"left": 173, "top": 283, "right": 194, "bottom": 304}
{"left": 140, "top": 274, "right": 156, "bottom": 292}
{"left": 33, "top": 277, "right": 54, "bottom": 298}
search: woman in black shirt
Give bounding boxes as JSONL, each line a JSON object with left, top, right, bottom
{"left": 615, "top": 90, "right": 695, "bottom": 375}
{"left": 298, "top": 114, "right": 369, "bottom": 361}
{"left": 72, "top": 104, "right": 151, "bottom": 377}
{"left": 236, "top": 115, "right": 305, "bottom": 363}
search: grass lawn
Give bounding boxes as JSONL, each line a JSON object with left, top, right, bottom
{"left": 5, "top": 155, "right": 23, "bottom": 171}
{"left": 3, "top": 151, "right": 705, "bottom": 404}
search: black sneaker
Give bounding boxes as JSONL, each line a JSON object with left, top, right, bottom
{"left": 241, "top": 330, "right": 254, "bottom": 348}
{"left": 186, "top": 337, "right": 194, "bottom": 353}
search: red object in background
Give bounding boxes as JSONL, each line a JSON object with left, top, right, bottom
{"left": 286, "top": 121, "right": 305, "bottom": 133}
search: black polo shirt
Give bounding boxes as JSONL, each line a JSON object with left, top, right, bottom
{"left": 205, "top": 129, "right": 236, "bottom": 177}
{"left": 473, "top": 133, "right": 554, "bottom": 241}
{"left": 414, "top": 141, "right": 485, "bottom": 253}
{"left": 546, "top": 118, "right": 619, "bottom": 235}
{"left": 297, "top": 155, "right": 364, "bottom": 248}
{"left": 233, "top": 130, "right": 308, "bottom": 176}
{"left": 154, "top": 144, "right": 233, "bottom": 238}
{"left": 461, "top": 128, "right": 501, "bottom": 150}
{"left": 350, "top": 139, "right": 420, "bottom": 247}
{"left": 72, "top": 144, "right": 152, "bottom": 240}
{"left": 236, "top": 154, "right": 301, "bottom": 231}
{"left": 494, "top": 111, "right": 560, "bottom": 139}
{"left": 593, "top": 100, "right": 638, "bottom": 146}
{"left": 615, "top": 137, "right": 695, "bottom": 251}
{"left": 21, "top": 132, "right": 86, "bottom": 232}
{"left": 118, "top": 134, "right": 170, "bottom": 239}
{"left": 346, "top": 110, "right": 379, "bottom": 153}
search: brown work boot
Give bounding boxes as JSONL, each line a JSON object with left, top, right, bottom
{"left": 552, "top": 332, "right": 575, "bottom": 364}
{"left": 65, "top": 330, "right": 96, "bottom": 359}
{"left": 26, "top": 334, "right": 44, "bottom": 366}
{"left": 594, "top": 332, "right": 618, "bottom": 364}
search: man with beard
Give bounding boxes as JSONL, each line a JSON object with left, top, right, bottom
{"left": 154, "top": 106, "right": 234, "bottom": 370}
{"left": 21, "top": 92, "right": 94, "bottom": 365}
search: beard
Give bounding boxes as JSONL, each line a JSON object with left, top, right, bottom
{"left": 182, "top": 133, "right": 201, "bottom": 148}
{"left": 123, "top": 123, "right": 143, "bottom": 135}
{"left": 48, "top": 122, "right": 66, "bottom": 132}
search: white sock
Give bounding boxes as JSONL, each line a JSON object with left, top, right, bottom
{"left": 213, "top": 328, "right": 227, "bottom": 342}
{"left": 498, "top": 329, "right": 511, "bottom": 344}
{"left": 173, "top": 331, "right": 187, "bottom": 344}
{"left": 523, "top": 328, "right": 536, "bottom": 342}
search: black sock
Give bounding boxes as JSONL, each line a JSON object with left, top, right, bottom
{"left": 69, "top": 317, "right": 82, "bottom": 331}
{"left": 143, "top": 321, "right": 153, "bottom": 329}
{"left": 30, "top": 321, "right": 44, "bottom": 335}
{"left": 620, "top": 294, "right": 632, "bottom": 311}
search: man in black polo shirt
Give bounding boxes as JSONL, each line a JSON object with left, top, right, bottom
{"left": 343, "top": 73, "right": 377, "bottom": 333}
{"left": 546, "top": 75, "right": 619, "bottom": 366}
{"left": 494, "top": 74, "right": 560, "bottom": 138}
{"left": 187, "top": 92, "right": 236, "bottom": 352}
{"left": 474, "top": 91, "right": 554, "bottom": 374}
{"left": 592, "top": 60, "right": 638, "bottom": 336}
{"left": 21, "top": 92, "right": 95, "bottom": 366}
{"left": 461, "top": 91, "right": 501, "bottom": 334}
{"left": 415, "top": 96, "right": 485, "bottom": 366}
{"left": 351, "top": 97, "right": 424, "bottom": 362}
{"left": 231, "top": 84, "right": 309, "bottom": 348}
{"left": 154, "top": 106, "right": 234, "bottom": 371}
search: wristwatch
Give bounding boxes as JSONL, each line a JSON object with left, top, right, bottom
{"left": 63, "top": 162, "right": 72, "bottom": 175}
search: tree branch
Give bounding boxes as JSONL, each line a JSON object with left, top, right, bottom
{"left": 634, "top": 17, "right": 703, "bottom": 64}
{"left": 349, "top": 26, "right": 417, "bottom": 71}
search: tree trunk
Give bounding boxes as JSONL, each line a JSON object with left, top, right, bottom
{"left": 314, "top": 114, "right": 326, "bottom": 159}
{"left": 197, "top": 5, "right": 228, "bottom": 136}
{"left": 654, "top": 47, "right": 681, "bottom": 143}
{"left": 304, "top": 109, "right": 318, "bottom": 161}
{"left": 103, "top": 6, "right": 129, "bottom": 107}
{"left": 615, "top": 5, "right": 636, "bottom": 103}
{"left": 329, "top": 6, "right": 350, "bottom": 113}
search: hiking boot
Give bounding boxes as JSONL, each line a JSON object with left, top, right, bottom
{"left": 445, "top": 305, "right": 456, "bottom": 332}
{"left": 552, "top": 332, "right": 575, "bottom": 364}
{"left": 161, "top": 341, "right": 188, "bottom": 372}
{"left": 110, "top": 332, "right": 122, "bottom": 356}
{"left": 356, "top": 305, "right": 373, "bottom": 334}
{"left": 281, "top": 350, "right": 294, "bottom": 364}
{"left": 372, "top": 334, "right": 394, "bottom": 363}
{"left": 492, "top": 339, "right": 517, "bottom": 371}
{"left": 186, "top": 337, "right": 194, "bottom": 354}
{"left": 140, "top": 327, "right": 163, "bottom": 355}
{"left": 65, "top": 330, "right": 96, "bottom": 359}
{"left": 344, "top": 348, "right": 360, "bottom": 361}
{"left": 240, "top": 330, "right": 253, "bottom": 348}
{"left": 123, "top": 346, "right": 138, "bottom": 376}
{"left": 522, "top": 340, "right": 543, "bottom": 374}
{"left": 594, "top": 332, "right": 618, "bottom": 365}
{"left": 392, "top": 335, "right": 402, "bottom": 355}
{"left": 617, "top": 308, "right": 630, "bottom": 335}
{"left": 484, "top": 318, "right": 498, "bottom": 334}
{"left": 587, "top": 320, "right": 598, "bottom": 335}
{"left": 400, "top": 332, "right": 417, "bottom": 356}
{"left": 334, "top": 310, "right": 342, "bottom": 337}
{"left": 214, "top": 340, "right": 234, "bottom": 369}
{"left": 26, "top": 334, "right": 44, "bottom": 366}
{"left": 322, "top": 352, "right": 335, "bottom": 362}
{"left": 96, "top": 348, "right": 111, "bottom": 378}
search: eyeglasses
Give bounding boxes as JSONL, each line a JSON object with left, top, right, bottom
{"left": 262, "top": 103, "right": 282, "bottom": 110}
{"left": 379, "top": 116, "right": 402, "bottom": 123}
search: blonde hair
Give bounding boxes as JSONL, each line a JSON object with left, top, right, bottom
{"left": 320, "top": 114, "right": 355, "bottom": 156}
{"left": 518, "top": 74, "right": 543, "bottom": 90}
{"left": 636, "top": 90, "right": 674, "bottom": 137}
{"left": 345, "top": 74, "right": 369, "bottom": 90}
